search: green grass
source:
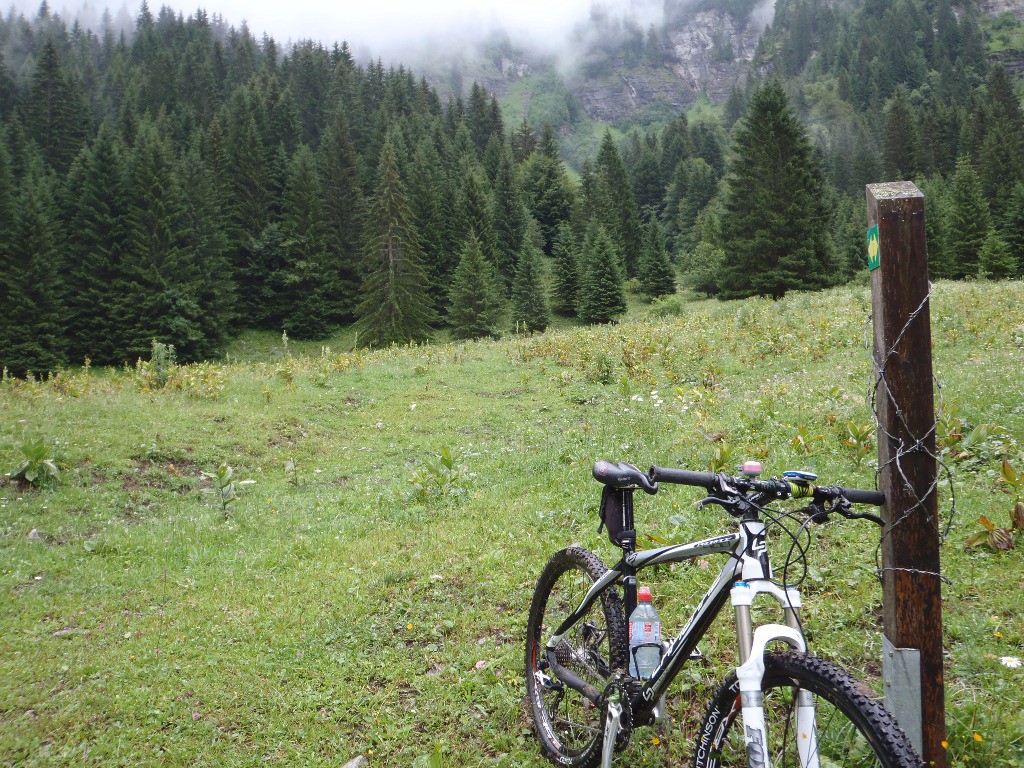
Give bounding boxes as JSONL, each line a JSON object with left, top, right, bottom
{"left": 3, "top": 281, "right": 1024, "bottom": 766}
{"left": 984, "top": 11, "right": 1024, "bottom": 53}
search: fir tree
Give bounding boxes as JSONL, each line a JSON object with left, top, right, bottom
{"left": 177, "top": 139, "right": 235, "bottom": 356}
{"left": 511, "top": 116, "right": 537, "bottom": 164}
{"left": 719, "top": 80, "right": 833, "bottom": 299}
{"left": 356, "top": 135, "right": 437, "bottom": 346}
{"left": 318, "top": 110, "right": 363, "bottom": 321}
{"left": 637, "top": 219, "right": 676, "bottom": 300}
{"left": 595, "top": 131, "right": 644, "bottom": 277}
{"left": 281, "top": 145, "right": 334, "bottom": 339}
{"left": 510, "top": 246, "right": 550, "bottom": 333}
{"left": 978, "top": 230, "right": 1016, "bottom": 280}
{"left": 947, "top": 157, "right": 990, "bottom": 279}
{"left": 447, "top": 234, "right": 505, "bottom": 340}
{"left": 115, "top": 124, "right": 205, "bottom": 362}
{"left": 1001, "top": 183, "right": 1024, "bottom": 276}
{"left": 407, "top": 137, "right": 454, "bottom": 305}
{"left": 490, "top": 144, "right": 529, "bottom": 287}
{"left": 0, "top": 164, "right": 67, "bottom": 377}
{"left": 521, "top": 151, "right": 575, "bottom": 257}
{"left": 550, "top": 224, "right": 581, "bottom": 317}
{"left": 24, "top": 39, "right": 87, "bottom": 174}
{"left": 883, "top": 87, "right": 926, "bottom": 179}
{"left": 62, "top": 125, "right": 128, "bottom": 365}
{"left": 578, "top": 226, "right": 627, "bottom": 324}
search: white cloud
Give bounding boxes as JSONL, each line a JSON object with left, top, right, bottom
{"left": 14, "top": 0, "right": 666, "bottom": 62}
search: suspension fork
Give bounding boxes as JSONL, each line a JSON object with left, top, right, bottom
{"left": 732, "top": 581, "right": 817, "bottom": 768}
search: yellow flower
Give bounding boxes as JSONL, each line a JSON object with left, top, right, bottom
{"left": 406, "top": 624, "right": 413, "bottom": 631}
{"left": 651, "top": 736, "right": 660, "bottom": 746}
{"left": 994, "top": 631, "right": 1003, "bottom": 638}
{"left": 973, "top": 733, "right": 983, "bottom": 742}
{"left": 941, "top": 741, "right": 949, "bottom": 749}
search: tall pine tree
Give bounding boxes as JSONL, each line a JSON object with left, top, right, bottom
{"left": 447, "top": 234, "right": 505, "bottom": 340}
{"left": 719, "top": 80, "right": 833, "bottom": 299}
{"left": 578, "top": 226, "right": 627, "bottom": 324}
{"left": 62, "top": 125, "right": 128, "bottom": 365}
{"left": 510, "top": 246, "right": 550, "bottom": 333}
{"left": 637, "top": 219, "right": 676, "bottom": 300}
{"left": 356, "top": 134, "right": 437, "bottom": 346}
{"left": 0, "top": 163, "right": 66, "bottom": 377}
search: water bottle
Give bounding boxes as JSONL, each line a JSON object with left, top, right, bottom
{"left": 628, "top": 585, "right": 662, "bottom": 680}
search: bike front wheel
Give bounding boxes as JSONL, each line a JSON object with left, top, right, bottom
{"left": 525, "top": 546, "right": 628, "bottom": 768}
{"left": 694, "top": 651, "right": 923, "bottom": 768}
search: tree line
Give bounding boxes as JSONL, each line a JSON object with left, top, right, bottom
{"left": 0, "top": 3, "right": 681, "bottom": 376}
{"left": 1, "top": 0, "right": 1022, "bottom": 378}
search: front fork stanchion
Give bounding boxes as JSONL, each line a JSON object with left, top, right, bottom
{"left": 731, "top": 582, "right": 813, "bottom": 768}
{"left": 600, "top": 694, "right": 623, "bottom": 768}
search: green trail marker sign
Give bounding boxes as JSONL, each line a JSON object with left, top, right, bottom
{"left": 866, "top": 224, "right": 881, "bottom": 270}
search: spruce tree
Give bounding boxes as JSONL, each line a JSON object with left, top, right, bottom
{"left": 490, "top": 144, "right": 529, "bottom": 287}
{"left": 510, "top": 246, "right": 550, "bottom": 333}
{"left": 356, "top": 135, "right": 437, "bottom": 347}
{"left": 978, "top": 231, "right": 1017, "bottom": 280}
{"left": 883, "top": 87, "right": 926, "bottom": 179}
{"left": 447, "top": 234, "right": 505, "bottom": 340}
{"left": 578, "top": 226, "right": 627, "bottom": 324}
{"left": 177, "top": 140, "right": 235, "bottom": 356}
{"left": 521, "top": 151, "right": 575, "bottom": 257}
{"left": 115, "top": 124, "right": 205, "bottom": 362}
{"left": 719, "top": 80, "right": 833, "bottom": 299}
{"left": 595, "top": 131, "right": 644, "bottom": 277}
{"left": 407, "top": 137, "right": 454, "bottom": 304}
{"left": 318, "top": 110, "right": 363, "bottom": 321}
{"left": 638, "top": 219, "right": 676, "bottom": 300}
{"left": 62, "top": 125, "right": 128, "bottom": 365}
{"left": 281, "top": 145, "right": 334, "bottom": 339}
{"left": 947, "top": 157, "right": 990, "bottom": 279}
{"left": 550, "top": 224, "right": 581, "bottom": 317}
{"left": 1001, "top": 183, "right": 1024, "bottom": 276}
{"left": 24, "top": 39, "right": 87, "bottom": 174}
{"left": 0, "top": 164, "right": 66, "bottom": 377}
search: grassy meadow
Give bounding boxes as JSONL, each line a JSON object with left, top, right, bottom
{"left": 2, "top": 281, "right": 1023, "bottom": 767}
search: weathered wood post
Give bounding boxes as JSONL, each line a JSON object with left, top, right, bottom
{"left": 866, "top": 181, "right": 946, "bottom": 768}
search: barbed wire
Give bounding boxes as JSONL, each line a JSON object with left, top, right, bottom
{"left": 865, "top": 280, "right": 955, "bottom": 587}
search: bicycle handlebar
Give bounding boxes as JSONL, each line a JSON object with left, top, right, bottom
{"left": 647, "top": 465, "right": 885, "bottom": 507}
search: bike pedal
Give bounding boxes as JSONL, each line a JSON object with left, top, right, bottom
{"left": 689, "top": 647, "right": 703, "bottom": 661}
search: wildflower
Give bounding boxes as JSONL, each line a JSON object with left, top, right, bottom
{"left": 1000, "top": 656, "right": 1022, "bottom": 668}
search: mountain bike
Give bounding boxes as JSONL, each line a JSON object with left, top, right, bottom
{"left": 524, "top": 459, "right": 924, "bottom": 768}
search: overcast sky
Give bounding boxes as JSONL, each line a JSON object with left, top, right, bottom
{"left": 12, "top": 0, "right": 664, "bottom": 59}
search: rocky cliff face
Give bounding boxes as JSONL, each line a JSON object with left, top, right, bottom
{"left": 666, "top": 9, "right": 762, "bottom": 103}
{"left": 569, "top": 8, "right": 761, "bottom": 122}
{"left": 425, "top": 0, "right": 1024, "bottom": 125}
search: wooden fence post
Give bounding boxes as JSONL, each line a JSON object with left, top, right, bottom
{"left": 866, "top": 181, "right": 946, "bottom": 768}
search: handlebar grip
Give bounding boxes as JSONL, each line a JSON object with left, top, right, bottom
{"left": 649, "top": 466, "right": 717, "bottom": 490}
{"left": 837, "top": 487, "right": 885, "bottom": 506}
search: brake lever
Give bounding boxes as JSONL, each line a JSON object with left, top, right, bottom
{"left": 827, "top": 497, "right": 884, "bottom": 527}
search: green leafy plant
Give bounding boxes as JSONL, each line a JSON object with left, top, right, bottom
{"left": 134, "top": 340, "right": 177, "bottom": 391}
{"left": 6, "top": 434, "right": 61, "bottom": 488}
{"left": 202, "top": 463, "right": 255, "bottom": 518}
{"left": 409, "top": 447, "right": 466, "bottom": 500}
{"left": 792, "top": 424, "right": 823, "bottom": 454}
{"left": 285, "top": 458, "right": 303, "bottom": 488}
{"left": 709, "top": 440, "right": 733, "bottom": 473}
{"left": 842, "top": 422, "right": 874, "bottom": 465}
{"left": 966, "top": 459, "right": 1024, "bottom": 550}
{"left": 413, "top": 744, "right": 445, "bottom": 768}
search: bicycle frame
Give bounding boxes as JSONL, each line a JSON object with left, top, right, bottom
{"left": 544, "top": 518, "right": 811, "bottom": 768}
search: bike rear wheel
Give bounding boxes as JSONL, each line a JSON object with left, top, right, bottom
{"left": 694, "top": 651, "right": 923, "bottom": 768}
{"left": 525, "top": 546, "right": 628, "bottom": 768}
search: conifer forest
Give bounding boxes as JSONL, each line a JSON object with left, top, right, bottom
{"left": 0, "top": 0, "right": 1023, "bottom": 376}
